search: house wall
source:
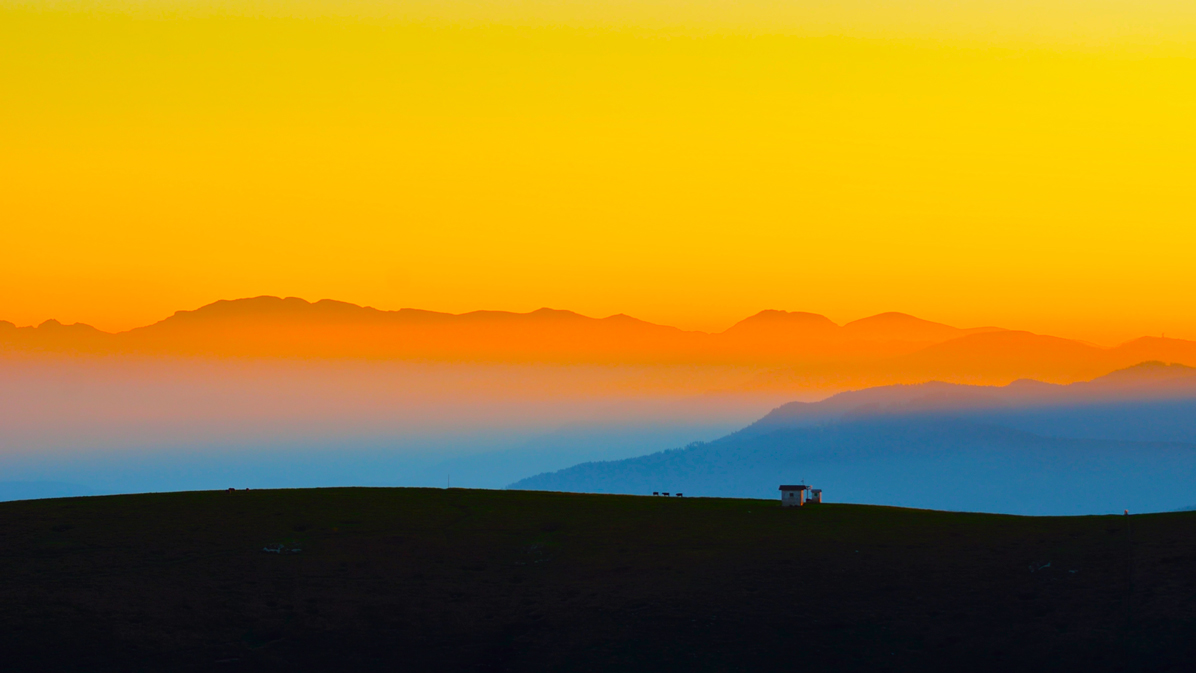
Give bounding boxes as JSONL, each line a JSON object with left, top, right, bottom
{"left": 781, "top": 490, "right": 803, "bottom": 507}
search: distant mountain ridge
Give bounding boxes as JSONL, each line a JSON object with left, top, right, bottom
{"left": 510, "top": 363, "right": 1196, "bottom": 514}
{"left": 736, "top": 360, "right": 1196, "bottom": 437}
{"left": 4, "top": 296, "right": 1196, "bottom": 385}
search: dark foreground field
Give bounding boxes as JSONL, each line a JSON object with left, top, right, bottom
{"left": 2, "top": 488, "right": 1194, "bottom": 672}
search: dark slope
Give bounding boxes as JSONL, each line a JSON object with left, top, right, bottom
{"left": 3, "top": 488, "right": 1195, "bottom": 672}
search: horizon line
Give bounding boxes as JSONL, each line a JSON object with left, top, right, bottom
{"left": 3, "top": 294, "right": 1191, "bottom": 352}
{"left": 3, "top": 294, "right": 1009, "bottom": 336}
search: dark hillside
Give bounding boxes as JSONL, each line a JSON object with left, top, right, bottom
{"left": 2, "top": 488, "right": 1195, "bottom": 672}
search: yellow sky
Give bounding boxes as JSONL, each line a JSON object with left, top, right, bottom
{"left": 2, "top": 1, "right": 1195, "bottom": 345}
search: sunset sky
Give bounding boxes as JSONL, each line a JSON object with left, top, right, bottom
{"left": 3, "top": 0, "right": 1195, "bottom": 344}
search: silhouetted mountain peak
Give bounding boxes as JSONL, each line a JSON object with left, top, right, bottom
{"left": 529, "top": 307, "right": 571, "bottom": 315}
{"left": 722, "top": 310, "right": 838, "bottom": 337}
{"left": 526, "top": 308, "right": 590, "bottom": 321}
{"left": 34, "top": 319, "right": 106, "bottom": 335}
{"left": 156, "top": 296, "right": 316, "bottom": 323}
{"left": 745, "top": 361, "right": 1196, "bottom": 437}
{"left": 846, "top": 311, "right": 921, "bottom": 324}
{"left": 908, "top": 330, "right": 1100, "bottom": 360}
{"left": 745, "top": 380, "right": 1004, "bottom": 433}
{"left": 1089, "top": 361, "right": 1196, "bottom": 384}
{"left": 599, "top": 313, "right": 684, "bottom": 331}
{"left": 1005, "top": 378, "right": 1061, "bottom": 391}
{"left": 843, "top": 312, "right": 982, "bottom": 342}
{"left": 1118, "top": 336, "right": 1192, "bottom": 348}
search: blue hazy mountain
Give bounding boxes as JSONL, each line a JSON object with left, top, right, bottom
{"left": 510, "top": 362, "right": 1196, "bottom": 515}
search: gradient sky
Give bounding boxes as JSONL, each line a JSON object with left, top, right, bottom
{"left": 3, "top": 0, "right": 1195, "bottom": 345}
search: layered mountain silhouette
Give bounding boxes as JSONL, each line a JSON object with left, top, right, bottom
{"left": 510, "top": 363, "right": 1196, "bottom": 514}
{"left": 742, "top": 360, "right": 1196, "bottom": 436}
{"left": 4, "top": 296, "right": 1196, "bottom": 385}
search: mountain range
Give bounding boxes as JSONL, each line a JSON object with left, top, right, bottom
{"left": 510, "top": 362, "right": 1196, "bottom": 515}
{"left": 4, "top": 296, "right": 1196, "bottom": 386}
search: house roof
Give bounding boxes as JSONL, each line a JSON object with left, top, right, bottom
{"left": 778, "top": 485, "right": 808, "bottom": 491}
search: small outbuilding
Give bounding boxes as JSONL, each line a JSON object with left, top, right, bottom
{"left": 779, "top": 484, "right": 807, "bottom": 507}
{"left": 779, "top": 485, "right": 822, "bottom": 506}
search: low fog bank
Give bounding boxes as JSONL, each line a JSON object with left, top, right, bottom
{"left": 0, "top": 421, "right": 747, "bottom": 501}
{"left": 0, "top": 356, "right": 782, "bottom": 501}
{"left": 10, "top": 356, "right": 1196, "bottom": 514}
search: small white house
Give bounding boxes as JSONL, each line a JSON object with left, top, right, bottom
{"left": 779, "top": 485, "right": 822, "bottom": 506}
{"left": 779, "top": 484, "right": 807, "bottom": 507}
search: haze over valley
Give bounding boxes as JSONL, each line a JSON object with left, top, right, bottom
{"left": 5, "top": 297, "right": 1196, "bottom": 513}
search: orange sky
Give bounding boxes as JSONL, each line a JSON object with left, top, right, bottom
{"left": 3, "top": 2, "right": 1195, "bottom": 345}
